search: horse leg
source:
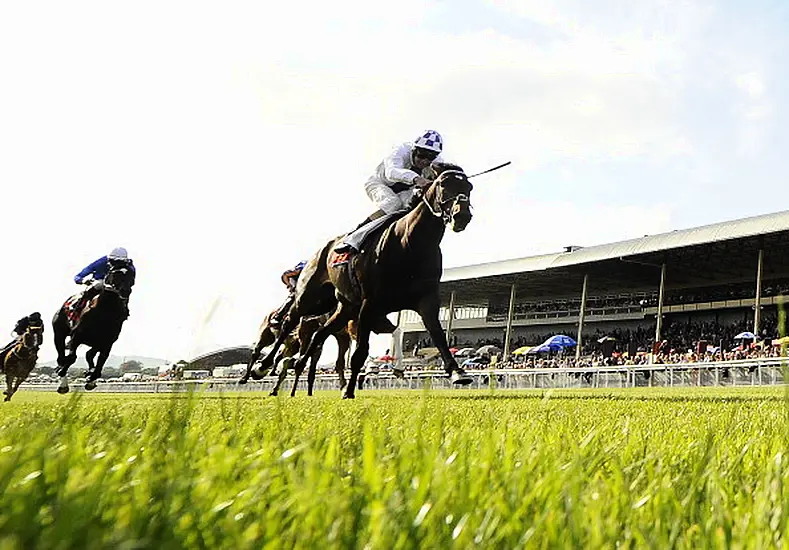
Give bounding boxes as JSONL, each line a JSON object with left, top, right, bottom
{"left": 269, "top": 349, "right": 287, "bottom": 377}
{"left": 83, "top": 348, "right": 99, "bottom": 389}
{"left": 306, "top": 349, "right": 321, "bottom": 397}
{"left": 56, "top": 336, "right": 79, "bottom": 395}
{"left": 270, "top": 337, "right": 297, "bottom": 396}
{"left": 53, "top": 314, "right": 73, "bottom": 375}
{"left": 240, "top": 326, "right": 274, "bottom": 384}
{"left": 270, "top": 355, "right": 293, "bottom": 397}
{"left": 291, "top": 319, "right": 322, "bottom": 397}
{"left": 292, "top": 302, "right": 353, "bottom": 398}
{"left": 418, "top": 296, "right": 473, "bottom": 385}
{"left": 292, "top": 341, "right": 322, "bottom": 397}
{"left": 85, "top": 349, "right": 109, "bottom": 390}
{"left": 10, "top": 370, "right": 27, "bottom": 401}
{"left": 4, "top": 372, "right": 12, "bottom": 402}
{"left": 333, "top": 332, "right": 350, "bottom": 391}
{"left": 345, "top": 302, "right": 377, "bottom": 399}
{"left": 251, "top": 315, "right": 299, "bottom": 380}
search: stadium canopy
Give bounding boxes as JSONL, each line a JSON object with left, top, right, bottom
{"left": 188, "top": 346, "right": 253, "bottom": 369}
{"left": 439, "top": 209, "right": 789, "bottom": 305}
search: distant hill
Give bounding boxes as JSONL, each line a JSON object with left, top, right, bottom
{"left": 38, "top": 355, "right": 169, "bottom": 369}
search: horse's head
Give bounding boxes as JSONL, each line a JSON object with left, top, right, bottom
{"left": 105, "top": 264, "right": 134, "bottom": 299}
{"left": 423, "top": 162, "right": 474, "bottom": 232}
{"left": 22, "top": 323, "right": 44, "bottom": 349}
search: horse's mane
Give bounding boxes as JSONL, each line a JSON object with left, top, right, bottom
{"left": 431, "top": 162, "right": 465, "bottom": 175}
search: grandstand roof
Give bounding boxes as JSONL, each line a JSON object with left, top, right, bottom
{"left": 440, "top": 209, "right": 789, "bottom": 305}
{"left": 188, "top": 346, "right": 253, "bottom": 369}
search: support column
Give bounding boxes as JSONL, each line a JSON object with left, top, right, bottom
{"left": 391, "top": 311, "right": 404, "bottom": 370}
{"left": 754, "top": 249, "right": 764, "bottom": 337}
{"left": 445, "top": 290, "right": 456, "bottom": 344}
{"left": 575, "top": 274, "right": 588, "bottom": 363}
{"left": 652, "top": 263, "right": 666, "bottom": 365}
{"left": 503, "top": 283, "right": 517, "bottom": 361}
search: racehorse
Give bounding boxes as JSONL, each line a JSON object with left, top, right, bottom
{"left": 239, "top": 308, "right": 352, "bottom": 396}
{"left": 1, "top": 322, "right": 44, "bottom": 402}
{"left": 251, "top": 162, "right": 475, "bottom": 398}
{"left": 52, "top": 265, "right": 134, "bottom": 393}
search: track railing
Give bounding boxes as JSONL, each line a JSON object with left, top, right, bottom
{"left": 20, "top": 357, "right": 789, "bottom": 394}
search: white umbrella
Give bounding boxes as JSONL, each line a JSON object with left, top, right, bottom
{"left": 734, "top": 331, "right": 756, "bottom": 340}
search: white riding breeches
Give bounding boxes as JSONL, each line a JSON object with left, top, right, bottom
{"left": 365, "top": 183, "right": 414, "bottom": 215}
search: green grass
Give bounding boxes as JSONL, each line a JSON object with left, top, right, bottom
{"left": 2, "top": 387, "right": 789, "bottom": 549}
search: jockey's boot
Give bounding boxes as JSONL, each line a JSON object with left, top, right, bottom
{"left": 354, "top": 209, "right": 387, "bottom": 230}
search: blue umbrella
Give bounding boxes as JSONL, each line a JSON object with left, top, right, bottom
{"left": 734, "top": 331, "right": 756, "bottom": 340}
{"left": 526, "top": 343, "right": 554, "bottom": 354}
{"left": 541, "top": 334, "right": 577, "bottom": 349}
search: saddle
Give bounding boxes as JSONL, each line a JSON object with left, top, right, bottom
{"left": 65, "top": 293, "right": 100, "bottom": 329}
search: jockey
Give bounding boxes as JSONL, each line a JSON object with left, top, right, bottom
{"left": 270, "top": 260, "right": 306, "bottom": 327}
{"left": 71, "top": 247, "right": 136, "bottom": 314}
{"left": 0, "top": 312, "right": 43, "bottom": 363}
{"left": 333, "top": 130, "right": 444, "bottom": 261}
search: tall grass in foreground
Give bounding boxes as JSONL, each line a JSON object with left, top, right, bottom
{"left": 2, "top": 388, "right": 789, "bottom": 549}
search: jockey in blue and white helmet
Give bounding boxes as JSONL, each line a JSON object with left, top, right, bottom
{"left": 364, "top": 129, "right": 444, "bottom": 216}
{"left": 333, "top": 130, "right": 445, "bottom": 257}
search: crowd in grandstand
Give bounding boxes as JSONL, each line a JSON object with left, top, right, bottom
{"left": 405, "top": 311, "right": 787, "bottom": 369}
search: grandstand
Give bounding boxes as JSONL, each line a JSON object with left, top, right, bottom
{"left": 397, "top": 209, "right": 789, "bottom": 364}
{"left": 187, "top": 346, "right": 252, "bottom": 370}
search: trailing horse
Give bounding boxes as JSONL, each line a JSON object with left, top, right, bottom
{"left": 239, "top": 308, "right": 352, "bottom": 396}
{"left": 52, "top": 265, "right": 134, "bottom": 393}
{"left": 1, "top": 322, "right": 44, "bottom": 402}
{"left": 252, "top": 162, "right": 475, "bottom": 398}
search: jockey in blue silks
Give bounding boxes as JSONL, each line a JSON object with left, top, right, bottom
{"left": 71, "top": 247, "right": 136, "bottom": 316}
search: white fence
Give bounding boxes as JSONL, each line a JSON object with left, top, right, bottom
{"left": 20, "top": 357, "right": 789, "bottom": 394}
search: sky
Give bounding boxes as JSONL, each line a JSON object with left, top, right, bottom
{"left": 1, "top": 0, "right": 788, "bottom": 364}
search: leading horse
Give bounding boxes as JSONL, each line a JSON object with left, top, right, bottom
{"left": 1, "top": 322, "right": 45, "bottom": 402}
{"left": 251, "top": 162, "right": 475, "bottom": 398}
{"left": 52, "top": 265, "right": 134, "bottom": 393}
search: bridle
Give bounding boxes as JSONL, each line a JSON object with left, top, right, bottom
{"left": 420, "top": 169, "right": 471, "bottom": 224}
{"left": 11, "top": 325, "right": 43, "bottom": 359}
{"left": 105, "top": 267, "right": 132, "bottom": 299}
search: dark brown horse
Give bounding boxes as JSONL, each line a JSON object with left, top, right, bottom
{"left": 53, "top": 265, "right": 134, "bottom": 393}
{"left": 251, "top": 163, "right": 474, "bottom": 398}
{"left": 239, "top": 308, "right": 352, "bottom": 396}
{"left": 1, "top": 322, "right": 44, "bottom": 402}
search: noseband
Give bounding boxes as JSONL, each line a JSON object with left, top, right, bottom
{"left": 421, "top": 170, "right": 471, "bottom": 224}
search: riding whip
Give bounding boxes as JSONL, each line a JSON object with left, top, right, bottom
{"left": 467, "top": 161, "right": 512, "bottom": 178}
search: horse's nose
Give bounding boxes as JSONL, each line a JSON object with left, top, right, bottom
{"left": 452, "top": 207, "right": 472, "bottom": 232}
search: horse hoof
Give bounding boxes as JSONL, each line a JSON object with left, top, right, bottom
{"left": 238, "top": 378, "right": 248, "bottom": 385}
{"left": 268, "top": 391, "right": 278, "bottom": 397}
{"left": 342, "top": 392, "right": 355, "bottom": 400}
{"left": 250, "top": 367, "right": 267, "bottom": 381}
{"left": 85, "top": 381, "right": 97, "bottom": 391}
{"left": 57, "top": 385, "right": 70, "bottom": 394}
{"left": 450, "top": 371, "right": 473, "bottom": 385}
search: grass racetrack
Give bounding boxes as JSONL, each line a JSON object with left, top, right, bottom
{"left": 2, "top": 387, "right": 789, "bottom": 549}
